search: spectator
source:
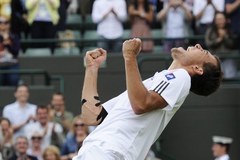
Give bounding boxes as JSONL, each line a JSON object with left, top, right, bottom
{"left": 42, "top": 145, "right": 60, "bottom": 160}
{"left": 50, "top": 92, "right": 73, "bottom": 136}
{"left": 61, "top": 116, "right": 88, "bottom": 160}
{"left": 92, "top": 0, "right": 127, "bottom": 53}
{"left": 205, "top": 12, "right": 236, "bottom": 78}
{"left": 2, "top": 84, "right": 37, "bottom": 139}
{"left": 128, "top": 0, "right": 154, "bottom": 52}
{"left": 0, "top": 16, "right": 20, "bottom": 86}
{"left": 10, "top": 0, "right": 29, "bottom": 38}
{"left": 0, "top": 0, "right": 11, "bottom": 20}
{"left": 212, "top": 136, "right": 233, "bottom": 160}
{"left": 9, "top": 136, "right": 38, "bottom": 160}
{"left": 193, "top": 0, "right": 225, "bottom": 35}
{"left": 25, "top": 0, "right": 60, "bottom": 50}
{"left": 157, "top": 0, "right": 192, "bottom": 53}
{"left": 27, "top": 131, "right": 44, "bottom": 160}
{"left": 25, "top": 105, "right": 64, "bottom": 150}
{"left": 0, "top": 117, "right": 15, "bottom": 160}
{"left": 225, "top": 0, "right": 240, "bottom": 52}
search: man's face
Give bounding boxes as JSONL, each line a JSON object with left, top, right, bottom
{"left": 15, "top": 138, "right": 28, "bottom": 154}
{"left": 51, "top": 95, "right": 65, "bottom": 112}
{"left": 212, "top": 143, "right": 226, "bottom": 157}
{"left": 14, "top": 86, "right": 29, "bottom": 103}
{"left": 171, "top": 44, "right": 217, "bottom": 68}
{"left": 37, "top": 108, "right": 49, "bottom": 125}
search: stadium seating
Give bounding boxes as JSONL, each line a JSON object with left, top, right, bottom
{"left": 23, "top": 48, "right": 52, "bottom": 57}
{"left": 53, "top": 47, "right": 81, "bottom": 56}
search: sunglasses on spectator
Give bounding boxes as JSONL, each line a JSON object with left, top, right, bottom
{"left": 0, "top": 21, "right": 9, "bottom": 24}
{"left": 31, "top": 136, "right": 42, "bottom": 140}
{"left": 74, "top": 123, "right": 85, "bottom": 127}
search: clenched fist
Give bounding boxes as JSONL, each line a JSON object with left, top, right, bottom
{"left": 84, "top": 48, "right": 107, "bottom": 68}
{"left": 122, "top": 38, "right": 142, "bottom": 60}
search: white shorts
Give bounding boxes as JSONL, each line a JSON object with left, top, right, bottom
{"left": 72, "top": 144, "right": 125, "bottom": 160}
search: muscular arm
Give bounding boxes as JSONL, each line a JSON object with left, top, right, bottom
{"left": 81, "top": 49, "right": 107, "bottom": 125}
{"left": 123, "top": 39, "right": 167, "bottom": 114}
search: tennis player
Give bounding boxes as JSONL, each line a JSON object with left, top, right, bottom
{"left": 73, "top": 38, "right": 222, "bottom": 160}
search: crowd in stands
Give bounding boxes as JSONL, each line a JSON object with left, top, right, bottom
{"left": 0, "top": 84, "right": 89, "bottom": 160}
{"left": 0, "top": 0, "right": 239, "bottom": 86}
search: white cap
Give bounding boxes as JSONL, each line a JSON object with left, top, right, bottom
{"left": 212, "top": 136, "right": 233, "bottom": 144}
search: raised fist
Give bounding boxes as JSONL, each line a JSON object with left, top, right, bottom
{"left": 122, "top": 38, "right": 142, "bottom": 60}
{"left": 84, "top": 48, "right": 107, "bottom": 68}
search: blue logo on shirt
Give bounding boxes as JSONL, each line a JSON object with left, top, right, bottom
{"left": 165, "top": 73, "right": 175, "bottom": 80}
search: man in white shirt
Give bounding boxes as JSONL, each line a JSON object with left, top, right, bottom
{"left": 25, "top": 105, "right": 64, "bottom": 150}
{"left": 212, "top": 136, "right": 233, "bottom": 160}
{"left": 2, "top": 84, "right": 37, "bottom": 139}
{"left": 91, "top": 0, "right": 127, "bottom": 53}
{"left": 73, "top": 38, "right": 222, "bottom": 160}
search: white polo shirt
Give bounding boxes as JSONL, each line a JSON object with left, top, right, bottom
{"left": 76, "top": 69, "right": 190, "bottom": 160}
{"left": 91, "top": 0, "right": 127, "bottom": 39}
{"left": 2, "top": 102, "right": 37, "bottom": 139}
{"left": 193, "top": 0, "right": 224, "bottom": 24}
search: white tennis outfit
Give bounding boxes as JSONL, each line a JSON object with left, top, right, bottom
{"left": 73, "top": 69, "right": 191, "bottom": 160}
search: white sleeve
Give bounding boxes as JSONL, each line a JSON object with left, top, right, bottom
{"left": 149, "top": 70, "right": 190, "bottom": 110}
{"left": 102, "top": 94, "right": 121, "bottom": 113}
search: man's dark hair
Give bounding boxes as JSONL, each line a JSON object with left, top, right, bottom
{"left": 36, "top": 105, "right": 49, "bottom": 114}
{"left": 190, "top": 55, "right": 223, "bottom": 96}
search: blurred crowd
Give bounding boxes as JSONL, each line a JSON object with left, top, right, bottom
{"left": 0, "top": 0, "right": 239, "bottom": 86}
{"left": 0, "top": 84, "right": 90, "bottom": 160}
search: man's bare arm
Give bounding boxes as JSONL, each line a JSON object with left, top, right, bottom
{"left": 122, "top": 39, "right": 168, "bottom": 115}
{"left": 81, "top": 48, "right": 107, "bottom": 125}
